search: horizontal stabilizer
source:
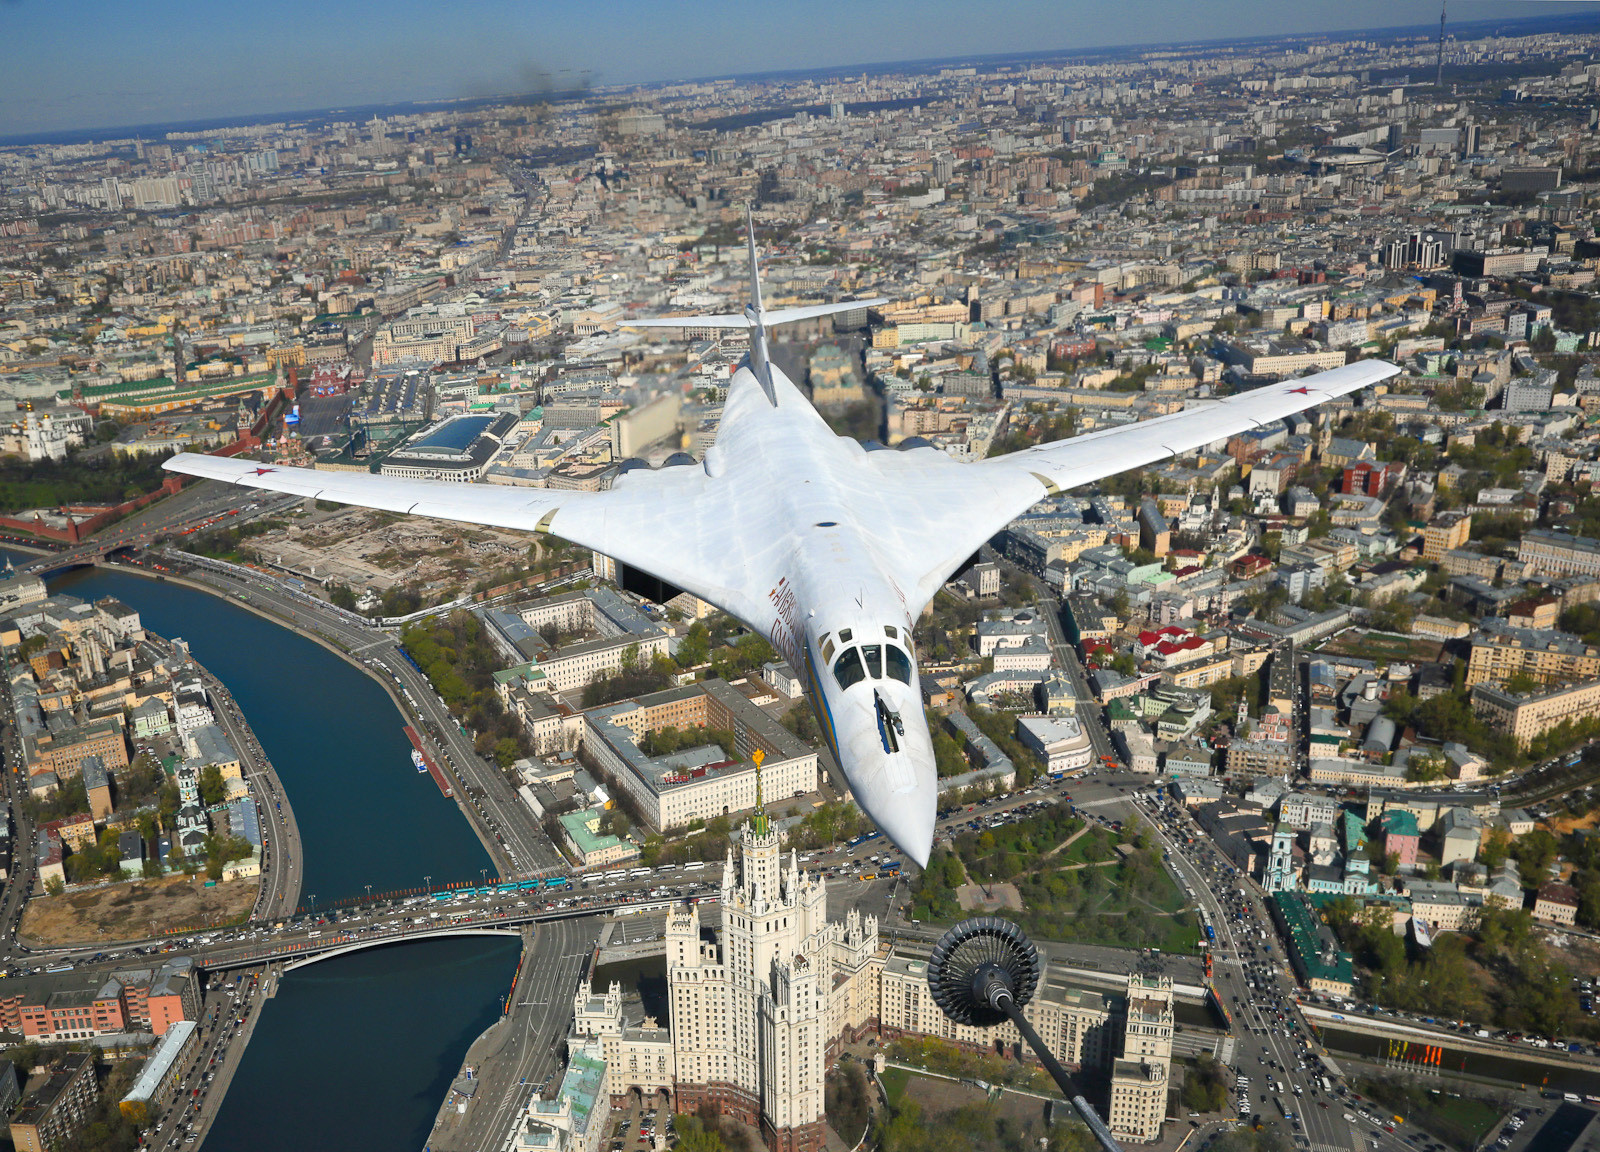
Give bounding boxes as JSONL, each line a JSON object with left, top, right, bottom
{"left": 623, "top": 298, "right": 886, "bottom": 329}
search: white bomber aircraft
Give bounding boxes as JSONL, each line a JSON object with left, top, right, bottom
{"left": 163, "top": 216, "right": 1398, "bottom": 868}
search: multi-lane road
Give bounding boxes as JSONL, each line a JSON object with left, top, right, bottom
{"left": 428, "top": 917, "right": 603, "bottom": 1152}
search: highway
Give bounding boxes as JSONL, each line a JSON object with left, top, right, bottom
{"left": 427, "top": 917, "right": 602, "bottom": 1152}
{"left": 1135, "top": 794, "right": 1475, "bottom": 1152}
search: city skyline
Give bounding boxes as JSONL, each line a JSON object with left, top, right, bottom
{"left": 1, "top": 0, "right": 1596, "bottom": 138}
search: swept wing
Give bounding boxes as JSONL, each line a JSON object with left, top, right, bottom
{"left": 160, "top": 453, "right": 778, "bottom": 632}
{"left": 860, "top": 359, "right": 1401, "bottom": 613}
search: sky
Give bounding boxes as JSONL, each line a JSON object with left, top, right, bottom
{"left": 0, "top": 0, "right": 1595, "bottom": 138}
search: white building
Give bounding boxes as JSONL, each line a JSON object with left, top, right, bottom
{"left": 1015, "top": 713, "right": 1094, "bottom": 774}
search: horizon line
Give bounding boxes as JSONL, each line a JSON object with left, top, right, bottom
{"left": 3, "top": 5, "right": 1598, "bottom": 147}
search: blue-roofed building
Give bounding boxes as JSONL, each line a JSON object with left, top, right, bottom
{"left": 483, "top": 609, "right": 545, "bottom": 663}
{"left": 509, "top": 1038, "right": 611, "bottom": 1152}
{"left": 380, "top": 410, "right": 517, "bottom": 481}
{"left": 226, "top": 797, "right": 261, "bottom": 848}
{"left": 120, "top": 1019, "right": 197, "bottom": 1124}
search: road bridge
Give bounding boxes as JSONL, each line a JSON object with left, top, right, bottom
{"left": 278, "top": 926, "right": 523, "bottom": 972}
{"left": 1302, "top": 1004, "right": 1597, "bottom": 1074}
{"left": 194, "top": 898, "right": 690, "bottom": 973}
{"left": 17, "top": 544, "right": 121, "bottom": 577}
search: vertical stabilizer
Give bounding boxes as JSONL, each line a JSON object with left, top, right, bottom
{"left": 743, "top": 205, "right": 776, "bottom": 405}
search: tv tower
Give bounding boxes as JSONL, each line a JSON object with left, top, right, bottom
{"left": 1437, "top": 0, "right": 1447, "bottom": 89}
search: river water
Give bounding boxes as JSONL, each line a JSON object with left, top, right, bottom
{"left": 44, "top": 562, "right": 518, "bottom": 1150}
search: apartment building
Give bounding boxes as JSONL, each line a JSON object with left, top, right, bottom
{"left": 1421, "top": 511, "right": 1472, "bottom": 562}
{"left": 1470, "top": 677, "right": 1600, "bottom": 748}
{"left": 1518, "top": 528, "right": 1600, "bottom": 577}
{"left": 1464, "top": 620, "right": 1600, "bottom": 688}
{"left": 581, "top": 680, "right": 818, "bottom": 833}
{"left": 1107, "top": 976, "right": 1174, "bottom": 1144}
{"left": 9, "top": 1053, "right": 97, "bottom": 1152}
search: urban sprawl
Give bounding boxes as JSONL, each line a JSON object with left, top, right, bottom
{"left": 3, "top": 18, "right": 1600, "bottom": 1152}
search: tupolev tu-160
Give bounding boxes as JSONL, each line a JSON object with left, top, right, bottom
{"left": 164, "top": 214, "right": 1397, "bottom": 868}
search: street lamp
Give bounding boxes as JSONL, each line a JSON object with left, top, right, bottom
{"left": 480, "top": 868, "right": 488, "bottom": 888}
{"left": 927, "top": 918, "right": 1126, "bottom": 1151}
{"left": 424, "top": 874, "right": 431, "bottom": 893}
{"left": 308, "top": 895, "right": 317, "bottom": 919}
{"left": 365, "top": 884, "right": 372, "bottom": 904}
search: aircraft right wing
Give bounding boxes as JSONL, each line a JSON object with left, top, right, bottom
{"left": 160, "top": 453, "right": 781, "bottom": 633}
{"left": 861, "top": 359, "right": 1401, "bottom": 614}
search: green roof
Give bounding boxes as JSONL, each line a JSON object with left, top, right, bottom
{"left": 559, "top": 807, "right": 628, "bottom": 858}
{"left": 492, "top": 661, "right": 545, "bottom": 687}
{"left": 1378, "top": 809, "right": 1420, "bottom": 838}
{"left": 1272, "top": 891, "right": 1354, "bottom": 988}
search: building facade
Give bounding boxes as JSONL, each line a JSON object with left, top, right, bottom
{"left": 1107, "top": 976, "right": 1174, "bottom": 1144}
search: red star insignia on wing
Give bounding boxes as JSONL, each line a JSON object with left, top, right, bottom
{"left": 249, "top": 467, "right": 277, "bottom": 476}
{"left": 1287, "top": 386, "right": 1312, "bottom": 395}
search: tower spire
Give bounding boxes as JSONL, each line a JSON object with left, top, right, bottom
{"left": 751, "top": 748, "right": 769, "bottom": 838}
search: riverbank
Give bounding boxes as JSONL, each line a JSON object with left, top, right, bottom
{"left": 142, "top": 554, "right": 513, "bottom": 873}
{"left": 39, "top": 556, "right": 507, "bottom": 1152}
{"left": 7, "top": 577, "right": 303, "bottom": 949}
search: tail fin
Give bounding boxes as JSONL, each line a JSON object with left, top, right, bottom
{"left": 743, "top": 204, "right": 774, "bottom": 403}
{"left": 622, "top": 205, "right": 886, "bottom": 406}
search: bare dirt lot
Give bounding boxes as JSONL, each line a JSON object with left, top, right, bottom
{"left": 957, "top": 881, "right": 1022, "bottom": 912}
{"left": 21, "top": 877, "right": 255, "bottom": 947}
{"left": 247, "top": 507, "right": 534, "bottom": 596}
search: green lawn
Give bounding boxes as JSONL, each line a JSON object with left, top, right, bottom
{"left": 1429, "top": 1098, "right": 1501, "bottom": 1146}
{"left": 880, "top": 1066, "right": 911, "bottom": 1106}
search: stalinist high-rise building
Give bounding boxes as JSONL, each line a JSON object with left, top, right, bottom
{"left": 665, "top": 805, "right": 880, "bottom": 1152}
{"left": 570, "top": 803, "right": 1174, "bottom": 1149}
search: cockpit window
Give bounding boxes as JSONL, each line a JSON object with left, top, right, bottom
{"left": 885, "top": 644, "right": 912, "bottom": 684}
{"left": 820, "top": 637, "right": 835, "bottom": 664}
{"left": 861, "top": 644, "right": 884, "bottom": 679}
{"left": 884, "top": 625, "right": 898, "bottom": 639}
{"left": 833, "top": 647, "right": 866, "bottom": 690}
{"left": 838, "top": 627, "right": 853, "bottom": 643}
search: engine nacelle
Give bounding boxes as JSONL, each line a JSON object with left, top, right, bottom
{"left": 898, "top": 436, "right": 936, "bottom": 451}
{"left": 662, "top": 452, "right": 696, "bottom": 467}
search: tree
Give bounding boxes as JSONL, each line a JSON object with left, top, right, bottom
{"left": 1511, "top": 829, "right": 1558, "bottom": 883}
{"left": 44, "top": 875, "right": 64, "bottom": 896}
{"left": 198, "top": 764, "right": 226, "bottom": 807}
{"left": 676, "top": 623, "right": 711, "bottom": 668}
{"left": 1480, "top": 827, "right": 1512, "bottom": 870}
{"left": 158, "top": 779, "right": 180, "bottom": 828}
{"left": 673, "top": 1114, "right": 727, "bottom": 1152}
{"left": 1405, "top": 753, "right": 1448, "bottom": 783}
{"left": 825, "top": 1062, "right": 874, "bottom": 1145}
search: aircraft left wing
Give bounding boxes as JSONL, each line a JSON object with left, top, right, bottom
{"left": 160, "top": 453, "right": 780, "bottom": 631}
{"left": 862, "top": 359, "right": 1401, "bottom": 612}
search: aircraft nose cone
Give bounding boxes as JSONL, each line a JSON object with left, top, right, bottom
{"left": 874, "top": 785, "right": 936, "bottom": 870}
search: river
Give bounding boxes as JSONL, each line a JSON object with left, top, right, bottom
{"left": 43, "top": 561, "right": 519, "bottom": 1149}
